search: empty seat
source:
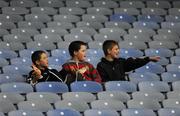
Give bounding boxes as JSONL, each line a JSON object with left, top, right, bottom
{"left": 11, "top": 57, "right": 31, "bottom": 65}
{"left": 0, "top": 58, "right": 8, "bottom": 68}
{"left": 87, "top": 7, "right": 112, "bottom": 15}
{"left": 51, "top": 49, "right": 70, "bottom": 59}
{"left": 0, "top": 82, "right": 33, "bottom": 93}
{"left": 3, "top": 65, "right": 31, "bottom": 75}
{"left": 18, "top": 100, "right": 53, "bottom": 112}
{"left": 100, "top": 28, "right": 126, "bottom": 36}
{"left": 10, "top": 0, "right": 37, "bottom": 7}
{"left": 161, "top": 22, "right": 180, "bottom": 29}
{"left": 153, "top": 34, "right": 179, "bottom": 42}
{"left": 25, "top": 14, "right": 51, "bottom": 22}
{"left": 54, "top": 15, "right": 80, "bottom": 23}
{"left": 19, "top": 49, "right": 35, "bottom": 58}
{"left": 133, "top": 22, "right": 159, "bottom": 29}
{"left": 70, "top": 81, "right": 103, "bottom": 93}
{"left": 55, "top": 100, "right": 89, "bottom": 112}
{"left": 171, "top": 56, "right": 180, "bottom": 64}
{"left": 91, "top": 99, "right": 125, "bottom": 111}
{"left": 0, "top": 0, "right": 8, "bottom": 7}
{"left": 122, "top": 109, "right": 156, "bottom": 116}
{"left": 132, "top": 91, "right": 165, "bottom": 101}
{"left": 48, "top": 22, "right": 74, "bottom": 30}
{"left": 172, "top": 81, "right": 180, "bottom": 91}
{"left": 145, "top": 48, "right": 173, "bottom": 57}
{"left": 129, "top": 28, "right": 156, "bottom": 36}
{"left": 129, "top": 72, "right": 160, "bottom": 84}
{"left": 84, "top": 109, "right": 119, "bottom": 116}
{"left": 123, "top": 34, "right": 151, "bottom": 42}
{"left": 26, "top": 92, "right": 60, "bottom": 103}
{"left": 162, "top": 72, "right": 180, "bottom": 82}
{"left": 120, "top": 48, "right": 144, "bottom": 58}
{"left": 0, "top": 93, "right": 24, "bottom": 104}
{"left": 34, "top": 34, "right": 63, "bottom": 43}
{"left": 0, "top": 100, "right": 16, "bottom": 113}
{"left": 35, "top": 82, "right": 68, "bottom": 93}
{"left": 141, "top": 8, "right": 166, "bottom": 16}
{"left": 176, "top": 48, "right": 180, "bottom": 56}
{"left": 146, "top": 1, "right": 171, "bottom": 8}
{"left": 0, "top": 42, "right": 25, "bottom": 51}
{"left": 64, "top": 34, "right": 92, "bottom": 42}
{"left": 105, "top": 22, "right": 131, "bottom": 29}
{"left": 138, "top": 15, "right": 163, "bottom": 23}
{"left": 93, "top": 34, "right": 122, "bottom": 42}
{"left": 158, "top": 108, "right": 180, "bottom": 116}
{"left": 57, "top": 42, "right": 71, "bottom": 49}
{"left": 41, "top": 28, "right": 68, "bottom": 36}
{"left": 138, "top": 81, "right": 170, "bottom": 92}
{"left": 163, "top": 99, "right": 180, "bottom": 109}
{"left": 114, "top": 8, "right": 140, "bottom": 15}
{"left": 82, "top": 15, "right": 108, "bottom": 22}
{"left": 9, "top": 110, "right": 44, "bottom": 116}
{"left": 2, "top": 7, "right": 29, "bottom": 15}
{"left": 4, "top": 34, "right": 32, "bottom": 43}
{"left": 158, "top": 29, "right": 179, "bottom": 36}
{"left": 167, "top": 91, "right": 180, "bottom": 99}
{"left": 0, "top": 22, "right": 16, "bottom": 29}
{"left": 31, "top": 7, "right": 57, "bottom": 15}
{"left": 47, "top": 109, "right": 81, "bottom": 116}
{"left": 120, "top": 1, "right": 145, "bottom": 8}
{"left": 148, "top": 41, "right": 177, "bottom": 49}
{"left": 11, "top": 28, "right": 39, "bottom": 36}
{"left": 0, "top": 50, "right": 17, "bottom": 59}
{"left": 48, "top": 57, "right": 65, "bottom": 65}
{"left": 62, "top": 92, "right": 96, "bottom": 103}
{"left": 97, "top": 91, "right": 130, "bottom": 103}
{"left": 88, "top": 41, "right": 103, "bottom": 49}
{"left": 70, "top": 27, "right": 97, "bottom": 36}
{"left": 93, "top": 1, "right": 118, "bottom": 8}
{"left": 169, "top": 8, "right": 180, "bottom": 16}
{"left": 119, "top": 41, "right": 147, "bottom": 50}
{"left": 66, "top": 0, "right": 91, "bottom": 8}
{"left": 166, "top": 15, "right": 180, "bottom": 22}
{"left": 166, "top": 64, "right": 180, "bottom": 72}
{"left": 60, "top": 7, "right": 85, "bottom": 15}
{"left": 86, "top": 49, "right": 104, "bottom": 58}
{"left": 26, "top": 41, "right": 56, "bottom": 50}
{"left": 127, "top": 99, "right": 161, "bottom": 110}
{"left": 110, "top": 14, "right": 136, "bottom": 23}
{"left": 0, "top": 74, "right": 25, "bottom": 84}
{"left": 76, "top": 22, "right": 104, "bottom": 30}
{"left": 0, "top": 14, "right": 23, "bottom": 23}
{"left": 0, "top": 29, "right": 9, "bottom": 36}
{"left": 105, "top": 81, "right": 137, "bottom": 92}
{"left": 39, "top": 0, "right": 64, "bottom": 7}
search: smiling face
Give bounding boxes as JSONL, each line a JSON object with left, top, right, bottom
{"left": 74, "top": 45, "right": 87, "bottom": 61}
{"left": 107, "top": 45, "right": 120, "bottom": 59}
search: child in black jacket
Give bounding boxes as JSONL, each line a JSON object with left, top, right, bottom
{"left": 97, "top": 40, "right": 160, "bottom": 82}
{"left": 28, "top": 50, "right": 64, "bottom": 85}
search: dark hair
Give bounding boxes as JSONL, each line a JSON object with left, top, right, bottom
{"left": 31, "top": 50, "right": 46, "bottom": 65}
{"left": 103, "top": 40, "right": 119, "bottom": 56}
{"left": 68, "top": 41, "right": 87, "bottom": 57}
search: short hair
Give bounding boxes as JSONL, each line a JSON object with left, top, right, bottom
{"left": 68, "top": 41, "right": 87, "bottom": 57}
{"left": 31, "top": 50, "right": 46, "bottom": 65}
{"left": 103, "top": 40, "right": 119, "bottom": 56}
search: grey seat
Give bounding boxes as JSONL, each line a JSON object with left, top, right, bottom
{"left": 153, "top": 34, "right": 179, "bottom": 42}
{"left": 169, "top": 8, "right": 180, "bottom": 16}
{"left": 172, "top": 81, "right": 180, "bottom": 91}
{"left": 158, "top": 29, "right": 179, "bottom": 36}
{"left": 59, "top": 7, "right": 85, "bottom": 15}
{"left": 64, "top": 34, "right": 92, "bottom": 42}
{"left": 105, "top": 22, "right": 131, "bottom": 29}
{"left": 38, "top": 0, "right": 64, "bottom": 7}
{"left": 94, "top": 34, "right": 122, "bottom": 42}
{"left": 91, "top": 100, "right": 126, "bottom": 111}
{"left": 93, "top": 1, "right": 118, "bottom": 8}
{"left": 161, "top": 22, "right": 180, "bottom": 29}
{"left": 26, "top": 92, "right": 60, "bottom": 103}
{"left": 18, "top": 100, "right": 53, "bottom": 112}
{"left": 3, "top": 34, "right": 32, "bottom": 43}
{"left": 57, "top": 42, "right": 71, "bottom": 49}
{"left": 0, "top": 14, "right": 23, "bottom": 23}
{"left": 133, "top": 22, "right": 159, "bottom": 29}
{"left": 167, "top": 91, "right": 180, "bottom": 99}
{"left": 18, "top": 21, "right": 45, "bottom": 29}
{"left": 0, "top": 0, "right": 8, "bottom": 7}
{"left": 0, "top": 22, "right": 16, "bottom": 29}
{"left": 11, "top": 28, "right": 39, "bottom": 36}
{"left": 176, "top": 48, "right": 180, "bottom": 56}
{"left": 84, "top": 109, "right": 119, "bottom": 116}
{"left": 127, "top": 99, "right": 161, "bottom": 110}
{"left": 173, "top": 1, "right": 180, "bottom": 8}
{"left": 120, "top": 1, "right": 145, "bottom": 8}
{"left": 122, "top": 109, "right": 156, "bottom": 116}
{"left": 158, "top": 108, "right": 180, "bottom": 116}
{"left": 0, "top": 93, "right": 25, "bottom": 104}
{"left": 87, "top": 7, "right": 112, "bottom": 15}
{"left": 124, "top": 34, "right": 152, "bottom": 42}
{"left": 70, "top": 27, "right": 97, "bottom": 36}
{"left": 0, "top": 29, "right": 9, "bottom": 36}
{"left": 141, "top": 8, "right": 166, "bottom": 16}
{"left": 8, "top": 110, "right": 44, "bottom": 116}
{"left": 97, "top": 91, "right": 130, "bottom": 103}
{"left": 148, "top": 41, "right": 177, "bottom": 49}
{"left": 88, "top": 41, "right": 103, "bottom": 49}
{"left": 129, "top": 28, "right": 156, "bottom": 36}
{"left": 163, "top": 99, "right": 180, "bottom": 109}
{"left": 41, "top": 28, "right": 68, "bottom": 36}
{"left": 166, "top": 64, "right": 180, "bottom": 72}
{"left": 55, "top": 100, "right": 89, "bottom": 112}
{"left": 53, "top": 15, "right": 80, "bottom": 23}
{"left": 25, "top": 14, "right": 51, "bottom": 22}
{"left": 31, "top": 7, "right": 57, "bottom": 15}
{"left": 82, "top": 15, "right": 108, "bottom": 22}
{"left": 66, "top": 0, "right": 91, "bottom": 8}
{"left": 0, "top": 42, "right": 25, "bottom": 51}
{"left": 99, "top": 28, "right": 126, "bottom": 36}
{"left": 119, "top": 41, "right": 147, "bottom": 50}
{"left": 170, "top": 56, "right": 180, "bottom": 64}
{"left": 2, "top": 7, "right": 29, "bottom": 15}
{"left": 0, "top": 58, "right": 8, "bottom": 67}
{"left": 10, "top": 0, "right": 37, "bottom": 7}
{"left": 27, "top": 41, "right": 56, "bottom": 50}
{"left": 0, "top": 100, "right": 16, "bottom": 113}
{"left": 76, "top": 22, "right": 104, "bottom": 30}
{"left": 114, "top": 8, "right": 140, "bottom": 15}
{"left": 166, "top": 15, "right": 180, "bottom": 22}
{"left": 146, "top": 1, "right": 171, "bottom": 8}
{"left": 132, "top": 91, "right": 165, "bottom": 102}
{"left": 34, "top": 34, "right": 63, "bottom": 43}
{"left": 10, "top": 57, "right": 31, "bottom": 65}
{"left": 62, "top": 92, "right": 96, "bottom": 103}
{"left": 47, "top": 22, "right": 74, "bottom": 29}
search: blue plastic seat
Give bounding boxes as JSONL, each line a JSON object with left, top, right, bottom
{"left": 110, "top": 14, "right": 136, "bottom": 23}
{"left": 47, "top": 109, "right": 81, "bottom": 116}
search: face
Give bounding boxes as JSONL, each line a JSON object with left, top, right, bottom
{"left": 107, "top": 45, "right": 120, "bottom": 59}
{"left": 36, "top": 53, "right": 49, "bottom": 68}
{"left": 74, "top": 45, "right": 87, "bottom": 61}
